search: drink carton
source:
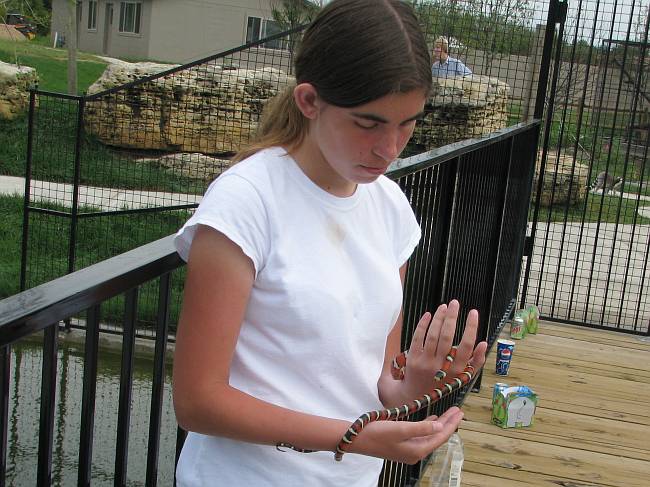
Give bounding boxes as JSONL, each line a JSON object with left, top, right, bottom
{"left": 491, "top": 385, "right": 538, "bottom": 429}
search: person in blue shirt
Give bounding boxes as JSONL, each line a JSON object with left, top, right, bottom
{"left": 431, "top": 36, "right": 472, "bottom": 78}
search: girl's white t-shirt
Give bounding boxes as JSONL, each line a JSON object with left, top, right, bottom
{"left": 174, "top": 147, "right": 421, "bottom": 486}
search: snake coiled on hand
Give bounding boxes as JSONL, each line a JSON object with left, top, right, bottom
{"left": 276, "top": 345, "right": 476, "bottom": 461}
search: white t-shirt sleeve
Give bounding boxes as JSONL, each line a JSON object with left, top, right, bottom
{"left": 173, "top": 173, "right": 270, "bottom": 276}
{"left": 395, "top": 194, "right": 421, "bottom": 267}
{"left": 380, "top": 177, "right": 421, "bottom": 266}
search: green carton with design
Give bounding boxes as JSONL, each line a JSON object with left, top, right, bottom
{"left": 491, "top": 385, "right": 538, "bottom": 429}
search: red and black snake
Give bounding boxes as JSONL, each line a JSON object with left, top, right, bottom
{"left": 276, "top": 345, "right": 476, "bottom": 461}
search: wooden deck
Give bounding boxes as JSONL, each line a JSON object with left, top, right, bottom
{"left": 418, "top": 321, "right": 650, "bottom": 486}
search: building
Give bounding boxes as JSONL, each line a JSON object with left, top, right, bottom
{"left": 50, "top": 0, "right": 290, "bottom": 63}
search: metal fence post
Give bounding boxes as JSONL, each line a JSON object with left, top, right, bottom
{"left": 68, "top": 97, "right": 86, "bottom": 277}
{"left": 520, "top": 0, "right": 568, "bottom": 307}
{"left": 19, "top": 89, "right": 37, "bottom": 292}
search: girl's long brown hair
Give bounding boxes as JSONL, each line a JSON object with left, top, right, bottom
{"left": 233, "top": 0, "right": 432, "bottom": 162}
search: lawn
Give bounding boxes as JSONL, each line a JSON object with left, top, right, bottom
{"left": 532, "top": 192, "right": 650, "bottom": 225}
{"left": 0, "top": 38, "right": 205, "bottom": 303}
{"left": 0, "top": 194, "right": 188, "bottom": 328}
{"left": 0, "top": 196, "right": 24, "bottom": 298}
{"left": 0, "top": 37, "right": 208, "bottom": 193}
{"left": 0, "top": 37, "right": 108, "bottom": 94}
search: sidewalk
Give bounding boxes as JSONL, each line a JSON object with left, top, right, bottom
{"left": 0, "top": 175, "right": 202, "bottom": 211}
{"left": 2, "top": 174, "right": 648, "bottom": 215}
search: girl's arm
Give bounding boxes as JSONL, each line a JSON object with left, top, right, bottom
{"left": 173, "top": 225, "right": 466, "bottom": 463}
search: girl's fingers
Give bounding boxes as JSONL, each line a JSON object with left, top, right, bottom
{"left": 455, "top": 308, "right": 479, "bottom": 364}
{"left": 405, "top": 409, "right": 460, "bottom": 439}
{"left": 435, "top": 299, "right": 459, "bottom": 357}
{"left": 422, "top": 304, "right": 447, "bottom": 356}
{"left": 409, "top": 312, "right": 433, "bottom": 352}
{"left": 468, "top": 340, "right": 488, "bottom": 368}
{"left": 414, "top": 301, "right": 487, "bottom": 377}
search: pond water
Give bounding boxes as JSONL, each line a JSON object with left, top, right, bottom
{"left": 5, "top": 335, "right": 177, "bottom": 486}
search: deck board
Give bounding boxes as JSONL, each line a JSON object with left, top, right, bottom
{"left": 417, "top": 321, "right": 650, "bottom": 486}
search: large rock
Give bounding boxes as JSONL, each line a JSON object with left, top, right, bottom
{"left": 136, "top": 152, "right": 230, "bottom": 181}
{"left": 410, "top": 75, "right": 510, "bottom": 151}
{"left": 84, "top": 60, "right": 291, "bottom": 155}
{"left": 533, "top": 151, "right": 589, "bottom": 207}
{"left": 0, "top": 60, "right": 38, "bottom": 119}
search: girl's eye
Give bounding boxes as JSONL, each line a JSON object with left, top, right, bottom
{"left": 355, "top": 122, "right": 379, "bottom": 130}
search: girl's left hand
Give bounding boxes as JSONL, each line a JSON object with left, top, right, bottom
{"left": 400, "top": 300, "right": 487, "bottom": 399}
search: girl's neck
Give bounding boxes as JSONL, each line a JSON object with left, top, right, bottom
{"left": 288, "top": 142, "right": 357, "bottom": 198}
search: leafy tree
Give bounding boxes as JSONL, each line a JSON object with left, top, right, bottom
{"left": 466, "top": 0, "right": 533, "bottom": 71}
{"left": 269, "top": 0, "right": 321, "bottom": 69}
{"left": 413, "top": 0, "right": 534, "bottom": 64}
{"left": 634, "top": 4, "right": 649, "bottom": 43}
{"left": 271, "top": 0, "right": 320, "bottom": 31}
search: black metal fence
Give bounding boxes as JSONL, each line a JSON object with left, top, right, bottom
{"left": 18, "top": 0, "right": 555, "bottom": 318}
{"left": 0, "top": 121, "right": 539, "bottom": 486}
{"left": 520, "top": 0, "right": 650, "bottom": 334}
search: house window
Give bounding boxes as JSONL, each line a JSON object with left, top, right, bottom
{"left": 119, "top": 1, "right": 141, "bottom": 34}
{"left": 87, "top": 1, "right": 97, "bottom": 30}
{"left": 246, "top": 17, "right": 262, "bottom": 44}
{"left": 245, "top": 16, "right": 287, "bottom": 50}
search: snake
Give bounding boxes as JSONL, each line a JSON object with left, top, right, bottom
{"left": 276, "top": 345, "right": 476, "bottom": 461}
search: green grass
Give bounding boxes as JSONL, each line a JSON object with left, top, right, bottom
{"left": 508, "top": 102, "right": 523, "bottom": 125}
{"left": 0, "top": 37, "right": 108, "bottom": 94}
{"left": 0, "top": 196, "right": 24, "bottom": 298}
{"left": 0, "top": 110, "right": 209, "bottom": 193}
{"left": 0, "top": 37, "right": 210, "bottom": 193}
{"left": 532, "top": 193, "right": 650, "bottom": 224}
{"left": 0, "top": 194, "right": 188, "bottom": 327}
{"left": 0, "top": 113, "right": 29, "bottom": 176}
{"left": 622, "top": 182, "right": 650, "bottom": 197}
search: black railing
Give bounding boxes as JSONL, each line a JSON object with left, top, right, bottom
{"left": 0, "top": 121, "right": 539, "bottom": 487}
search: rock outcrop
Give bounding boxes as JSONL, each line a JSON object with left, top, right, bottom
{"left": 0, "top": 60, "right": 38, "bottom": 119}
{"left": 84, "top": 60, "right": 291, "bottom": 154}
{"left": 533, "top": 151, "right": 589, "bottom": 207}
{"left": 410, "top": 75, "right": 510, "bottom": 151}
{"left": 136, "top": 152, "right": 230, "bottom": 182}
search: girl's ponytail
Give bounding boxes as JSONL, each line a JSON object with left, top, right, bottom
{"left": 232, "top": 84, "right": 308, "bottom": 163}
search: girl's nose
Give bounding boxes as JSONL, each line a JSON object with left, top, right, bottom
{"left": 373, "top": 131, "right": 400, "bottom": 162}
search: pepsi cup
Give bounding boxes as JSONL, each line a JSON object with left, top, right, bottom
{"left": 496, "top": 339, "right": 515, "bottom": 376}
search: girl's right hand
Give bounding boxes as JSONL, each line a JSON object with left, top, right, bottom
{"left": 344, "top": 407, "right": 464, "bottom": 464}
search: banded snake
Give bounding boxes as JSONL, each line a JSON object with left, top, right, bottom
{"left": 276, "top": 345, "right": 476, "bottom": 461}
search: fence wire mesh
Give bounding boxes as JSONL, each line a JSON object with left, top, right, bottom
{"left": 17, "top": 1, "right": 649, "bottom": 337}
{"left": 21, "top": 1, "right": 551, "bottom": 340}
{"left": 521, "top": 0, "right": 650, "bottom": 334}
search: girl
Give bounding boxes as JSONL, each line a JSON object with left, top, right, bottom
{"left": 172, "top": 1, "right": 487, "bottom": 485}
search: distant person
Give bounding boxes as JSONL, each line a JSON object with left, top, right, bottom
{"left": 431, "top": 36, "right": 472, "bottom": 78}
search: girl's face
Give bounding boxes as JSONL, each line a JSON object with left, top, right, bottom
{"left": 294, "top": 86, "right": 427, "bottom": 197}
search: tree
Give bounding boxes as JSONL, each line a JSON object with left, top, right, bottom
{"left": 466, "top": 0, "right": 533, "bottom": 72}
{"left": 634, "top": 4, "right": 649, "bottom": 43}
{"left": 269, "top": 0, "right": 321, "bottom": 69}
{"left": 271, "top": 0, "right": 319, "bottom": 29}
{"left": 413, "top": 0, "right": 534, "bottom": 66}
{"left": 66, "top": 0, "right": 77, "bottom": 94}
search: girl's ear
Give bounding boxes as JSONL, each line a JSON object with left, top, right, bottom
{"left": 293, "top": 83, "right": 320, "bottom": 120}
